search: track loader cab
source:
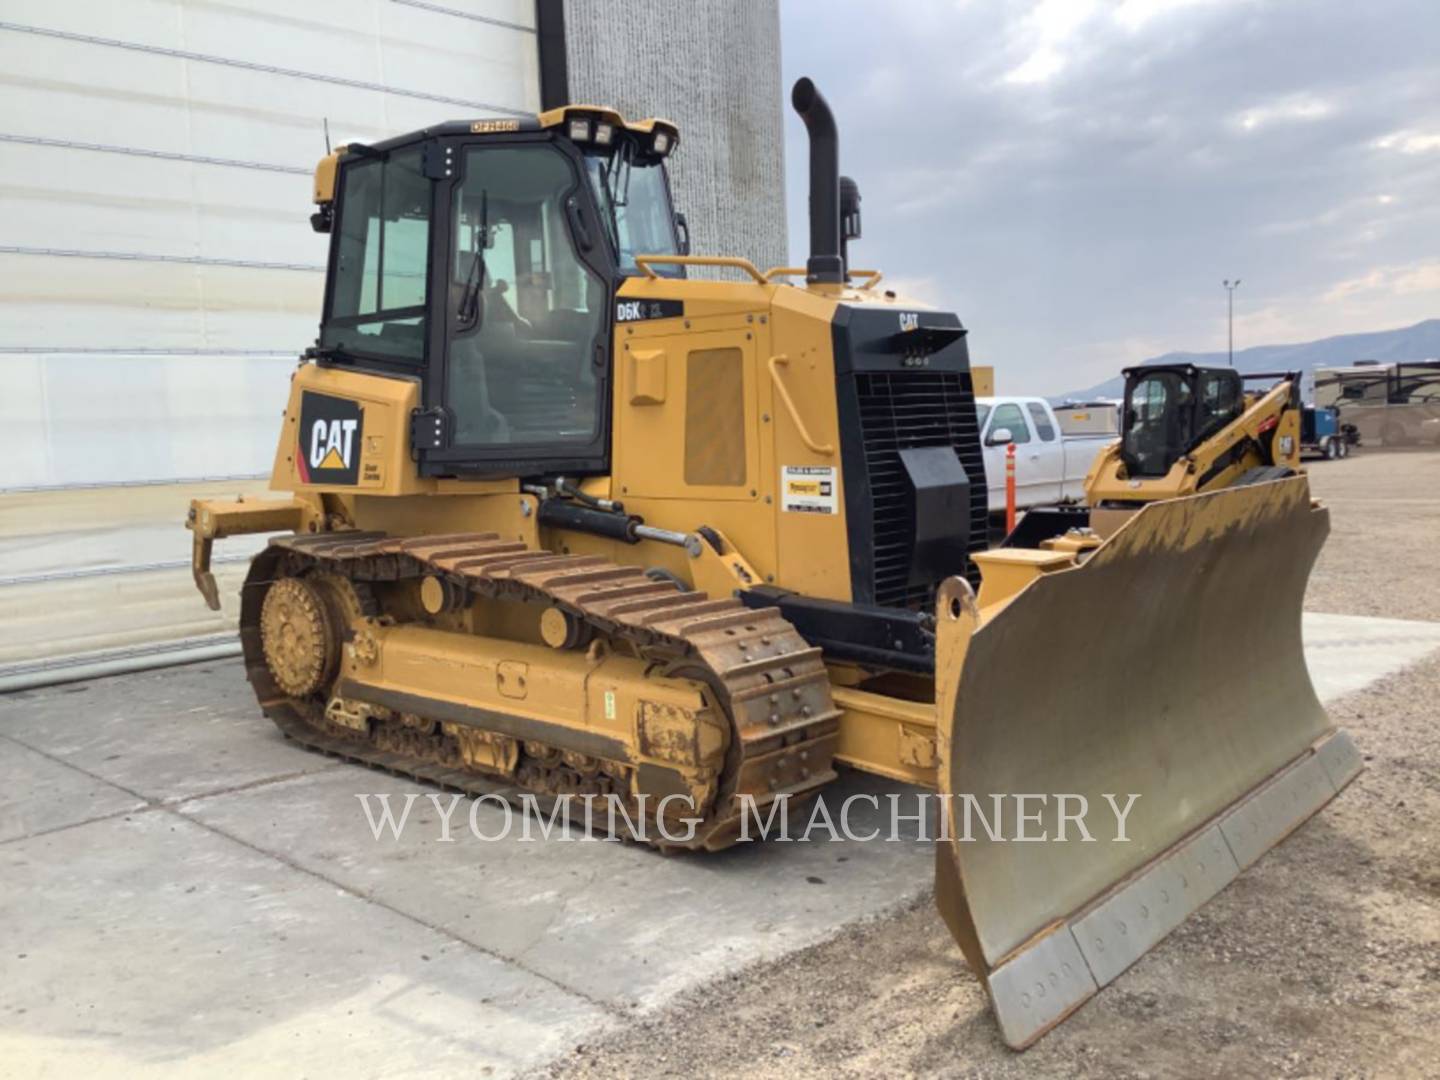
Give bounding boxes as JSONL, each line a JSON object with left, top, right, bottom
{"left": 1119, "top": 364, "right": 1244, "bottom": 479}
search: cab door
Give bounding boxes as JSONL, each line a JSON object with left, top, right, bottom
{"left": 1024, "top": 401, "right": 1065, "bottom": 501}
{"left": 981, "top": 402, "right": 1033, "bottom": 510}
{"left": 422, "top": 138, "right": 614, "bottom": 477}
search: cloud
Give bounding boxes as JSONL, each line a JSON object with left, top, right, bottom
{"left": 1005, "top": 45, "right": 1066, "bottom": 86}
{"left": 782, "top": 0, "right": 1440, "bottom": 396}
{"left": 1205, "top": 259, "right": 1440, "bottom": 350}
{"left": 1114, "top": 0, "right": 1240, "bottom": 32}
{"left": 1003, "top": 0, "right": 1099, "bottom": 85}
{"left": 1232, "top": 95, "right": 1334, "bottom": 132}
{"left": 1258, "top": 193, "right": 1401, "bottom": 236}
{"left": 1059, "top": 334, "right": 1186, "bottom": 391}
{"left": 1374, "top": 130, "right": 1440, "bottom": 154}
{"left": 1323, "top": 260, "right": 1440, "bottom": 302}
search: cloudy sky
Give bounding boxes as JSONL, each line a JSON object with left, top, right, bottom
{"left": 779, "top": 0, "right": 1440, "bottom": 394}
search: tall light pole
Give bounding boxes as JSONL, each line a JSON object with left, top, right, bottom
{"left": 1223, "top": 278, "right": 1241, "bottom": 366}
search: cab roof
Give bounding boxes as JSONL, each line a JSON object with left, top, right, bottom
{"left": 313, "top": 105, "right": 681, "bottom": 205}
{"left": 353, "top": 104, "right": 678, "bottom": 155}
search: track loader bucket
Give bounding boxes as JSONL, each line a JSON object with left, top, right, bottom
{"left": 932, "top": 476, "right": 1361, "bottom": 1049}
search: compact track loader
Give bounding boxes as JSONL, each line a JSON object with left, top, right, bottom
{"left": 1087, "top": 364, "right": 1306, "bottom": 501}
{"left": 188, "top": 78, "right": 1359, "bottom": 1048}
{"left": 1008, "top": 363, "right": 1313, "bottom": 546}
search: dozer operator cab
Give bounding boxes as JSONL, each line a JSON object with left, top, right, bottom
{"left": 1119, "top": 364, "right": 1245, "bottom": 478}
{"left": 311, "top": 109, "right": 685, "bottom": 477}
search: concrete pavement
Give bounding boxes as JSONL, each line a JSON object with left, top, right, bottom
{"left": 3, "top": 611, "right": 1439, "bottom": 1076}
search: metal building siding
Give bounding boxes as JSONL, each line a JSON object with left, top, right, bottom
{"left": 0, "top": 0, "right": 540, "bottom": 489}
{"left": 0, "top": 0, "right": 793, "bottom": 675}
{"left": 561, "top": 0, "right": 788, "bottom": 276}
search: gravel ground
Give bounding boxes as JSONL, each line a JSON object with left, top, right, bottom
{"left": 1305, "top": 449, "right": 1440, "bottom": 618}
{"left": 539, "top": 449, "right": 1440, "bottom": 1079}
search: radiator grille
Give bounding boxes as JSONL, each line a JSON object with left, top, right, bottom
{"left": 854, "top": 370, "right": 989, "bottom": 608}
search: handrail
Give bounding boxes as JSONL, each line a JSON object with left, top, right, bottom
{"left": 763, "top": 265, "right": 883, "bottom": 289}
{"left": 767, "top": 355, "right": 835, "bottom": 456}
{"left": 633, "top": 254, "right": 768, "bottom": 284}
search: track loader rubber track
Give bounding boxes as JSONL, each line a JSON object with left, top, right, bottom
{"left": 239, "top": 530, "right": 842, "bottom": 851}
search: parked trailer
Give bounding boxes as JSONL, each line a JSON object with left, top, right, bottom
{"left": 1314, "top": 360, "right": 1440, "bottom": 448}
{"left": 1300, "top": 405, "right": 1351, "bottom": 460}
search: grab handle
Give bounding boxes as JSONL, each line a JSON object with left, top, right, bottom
{"left": 767, "top": 355, "right": 835, "bottom": 456}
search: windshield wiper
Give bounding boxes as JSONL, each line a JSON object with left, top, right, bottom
{"left": 587, "top": 159, "right": 620, "bottom": 251}
{"left": 606, "top": 141, "right": 634, "bottom": 208}
{"left": 457, "top": 190, "right": 488, "bottom": 329}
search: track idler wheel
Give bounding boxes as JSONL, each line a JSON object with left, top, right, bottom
{"left": 258, "top": 577, "right": 340, "bottom": 698}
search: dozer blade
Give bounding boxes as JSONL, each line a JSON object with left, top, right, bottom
{"left": 931, "top": 476, "right": 1361, "bottom": 1049}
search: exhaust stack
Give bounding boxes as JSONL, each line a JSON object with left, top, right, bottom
{"left": 791, "top": 77, "right": 844, "bottom": 284}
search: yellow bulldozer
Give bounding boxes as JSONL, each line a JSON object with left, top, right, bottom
{"left": 187, "top": 78, "right": 1358, "bottom": 1048}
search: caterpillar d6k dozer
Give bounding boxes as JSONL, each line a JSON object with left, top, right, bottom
{"left": 186, "top": 78, "right": 1359, "bottom": 1048}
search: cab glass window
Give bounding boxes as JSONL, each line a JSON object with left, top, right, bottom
{"left": 989, "top": 403, "right": 1031, "bottom": 444}
{"left": 1124, "top": 370, "right": 1192, "bottom": 476}
{"left": 1026, "top": 402, "right": 1057, "bottom": 441}
{"left": 322, "top": 149, "right": 430, "bottom": 362}
{"left": 447, "top": 145, "right": 606, "bottom": 447}
{"left": 585, "top": 154, "right": 682, "bottom": 276}
{"left": 1195, "top": 371, "right": 1242, "bottom": 440}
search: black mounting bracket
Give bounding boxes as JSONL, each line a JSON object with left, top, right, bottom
{"left": 410, "top": 407, "right": 447, "bottom": 453}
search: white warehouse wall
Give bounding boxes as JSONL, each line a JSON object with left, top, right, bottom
{"left": 0, "top": 0, "right": 794, "bottom": 673}
{"left": 0, "top": 0, "right": 540, "bottom": 489}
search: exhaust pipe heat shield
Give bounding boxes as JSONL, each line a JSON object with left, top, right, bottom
{"left": 932, "top": 477, "right": 1361, "bottom": 1048}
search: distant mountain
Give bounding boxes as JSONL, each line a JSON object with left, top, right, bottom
{"left": 1062, "top": 318, "right": 1440, "bottom": 401}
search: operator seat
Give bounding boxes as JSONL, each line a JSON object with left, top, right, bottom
{"left": 449, "top": 331, "right": 511, "bottom": 445}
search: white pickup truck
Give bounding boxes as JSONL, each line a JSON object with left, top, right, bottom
{"left": 974, "top": 396, "right": 1116, "bottom": 513}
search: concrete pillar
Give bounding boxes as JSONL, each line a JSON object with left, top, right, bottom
{"left": 560, "top": 0, "right": 788, "bottom": 274}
